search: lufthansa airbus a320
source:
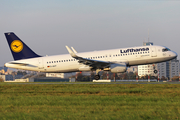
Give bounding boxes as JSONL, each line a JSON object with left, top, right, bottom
{"left": 4, "top": 32, "right": 177, "bottom": 80}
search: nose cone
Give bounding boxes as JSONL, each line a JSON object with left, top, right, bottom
{"left": 171, "top": 51, "right": 178, "bottom": 59}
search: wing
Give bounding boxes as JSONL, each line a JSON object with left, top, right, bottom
{"left": 66, "top": 46, "right": 110, "bottom": 70}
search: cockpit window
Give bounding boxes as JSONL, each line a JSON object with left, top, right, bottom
{"left": 162, "top": 48, "right": 171, "bottom": 52}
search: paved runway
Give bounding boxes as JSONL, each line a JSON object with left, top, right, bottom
{"left": 2, "top": 81, "right": 180, "bottom": 85}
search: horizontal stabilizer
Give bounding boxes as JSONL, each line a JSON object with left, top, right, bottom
{"left": 4, "top": 62, "right": 37, "bottom": 67}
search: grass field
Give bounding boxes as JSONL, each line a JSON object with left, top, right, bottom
{"left": 0, "top": 83, "right": 180, "bottom": 120}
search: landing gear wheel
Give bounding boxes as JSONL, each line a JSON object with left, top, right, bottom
{"left": 154, "top": 70, "right": 158, "bottom": 74}
{"left": 94, "top": 75, "right": 100, "bottom": 80}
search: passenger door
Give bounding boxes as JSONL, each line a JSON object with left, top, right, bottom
{"left": 38, "top": 59, "right": 44, "bottom": 69}
{"left": 151, "top": 47, "right": 157, "bottom": 57}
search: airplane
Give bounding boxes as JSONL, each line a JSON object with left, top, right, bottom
{"left": 4, "top": 32, "right": 177, "bottom": 80}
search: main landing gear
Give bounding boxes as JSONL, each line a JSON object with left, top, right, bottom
{"left": 94, "top": 74, "right": 100, "bottom": 80}
{"left": 94, "top": 69, "right": 101, "bottom": 80}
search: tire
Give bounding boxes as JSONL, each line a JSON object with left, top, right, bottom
{"left": 94, "top": 75, "right": 100, "bottom": 80}
{"left": 154, "top": 70, "right": 158, "bottom": 74}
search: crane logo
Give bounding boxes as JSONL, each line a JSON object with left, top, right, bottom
{"left": 11, "top": 40, "right": 23, "bottom": 53}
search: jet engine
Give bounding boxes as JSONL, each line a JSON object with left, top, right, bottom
{"left": 110, "top": 63, "right": 127, "bottom": 73}
{"left": 78, "top": 65, "right": 92, "bottom": 71}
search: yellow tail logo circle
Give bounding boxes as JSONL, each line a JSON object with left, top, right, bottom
{"left": 11, "top": 40, "right": 23, "bottom": 53}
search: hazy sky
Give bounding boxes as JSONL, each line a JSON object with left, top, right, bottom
{"left": 1, "top": 0, "right": 180, "bottom": 65}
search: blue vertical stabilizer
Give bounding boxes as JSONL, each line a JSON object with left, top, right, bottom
{"left": 5, "top": 32, "right": 41, "bottom": 60}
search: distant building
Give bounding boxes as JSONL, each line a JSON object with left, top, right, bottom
{"left": 0, "top": 67, "right": 13, "bottom": 75}
{"left": 46, "top": 72, "right": 91, "bottom": 78}
{"left": 0, "top": 69, "right": 5, "bottom": 74}
{"left": 157, "top": 58, "right": 179, "bottom": 79}
{"left": 143, "top": 42, "right": 153, "bottom": 46}
{"left": 0, "top": 66, "right": 8, "bottom": 74}
{"left": 0, "top": 66, "right": 7, "bottom": 71}
{"left": 0, "top": 75, "right": 13, "bottom": 81}
{"left": 157, "top": 62, "right": 166, "bottom": 78}
{"left": 127, "top": 66, "right": 138, "bottom": 73}
{"left": 46, "top": 73, "right": 76, "bottom": 78}
{"left": 138, "top": 64, "right": 157, "bottom": 77}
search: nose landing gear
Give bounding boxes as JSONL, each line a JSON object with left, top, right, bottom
{"left": 154, "top": 70, "right": 158, "bottom": 74}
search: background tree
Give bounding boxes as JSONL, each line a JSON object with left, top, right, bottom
{"left": 128, "top": 72, "right": 136, "bottom": 80}
{"left": 0, "top": 78, "right": 3, "bottom": 82}
{"left": 161, "top": 76, "right": 166, "bottom": 80}
{"left": 171, "top": 76, "right": 179, "bottom": 81}
{"left": 76, "top": 73, "right": 91, "bottom": 81}
{"left": 17, "top": 71, "right": 27, "bottom": 75}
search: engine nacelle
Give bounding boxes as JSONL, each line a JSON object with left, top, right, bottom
{"left": 79, "top": 66, "right": 92, "bottom": 71}
{"left": 110, "top": 63, "right": 126, "bottom": 73}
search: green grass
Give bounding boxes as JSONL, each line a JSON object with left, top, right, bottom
{"left": 0, "top": 83, "right": 180, "bottom": 120}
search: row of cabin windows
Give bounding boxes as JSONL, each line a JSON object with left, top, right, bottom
{"left": 47, "top": 51, "right": 150, "bottom": 64}
{"left": 113, "top": 51, "right": 149, "bottom": 57}
{"left": 47, "top": 59, "right": 77, "bottom": 64}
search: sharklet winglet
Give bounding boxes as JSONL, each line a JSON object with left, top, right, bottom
{"left": 65, "top": 46, "right": 78, "bottom": 58}
{"left": 71, "top": 47, "right": 78, "bottom": 53}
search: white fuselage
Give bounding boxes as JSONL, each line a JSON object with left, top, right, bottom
{"left": 5, "top": 45, "right": 177, "bottom": 73}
